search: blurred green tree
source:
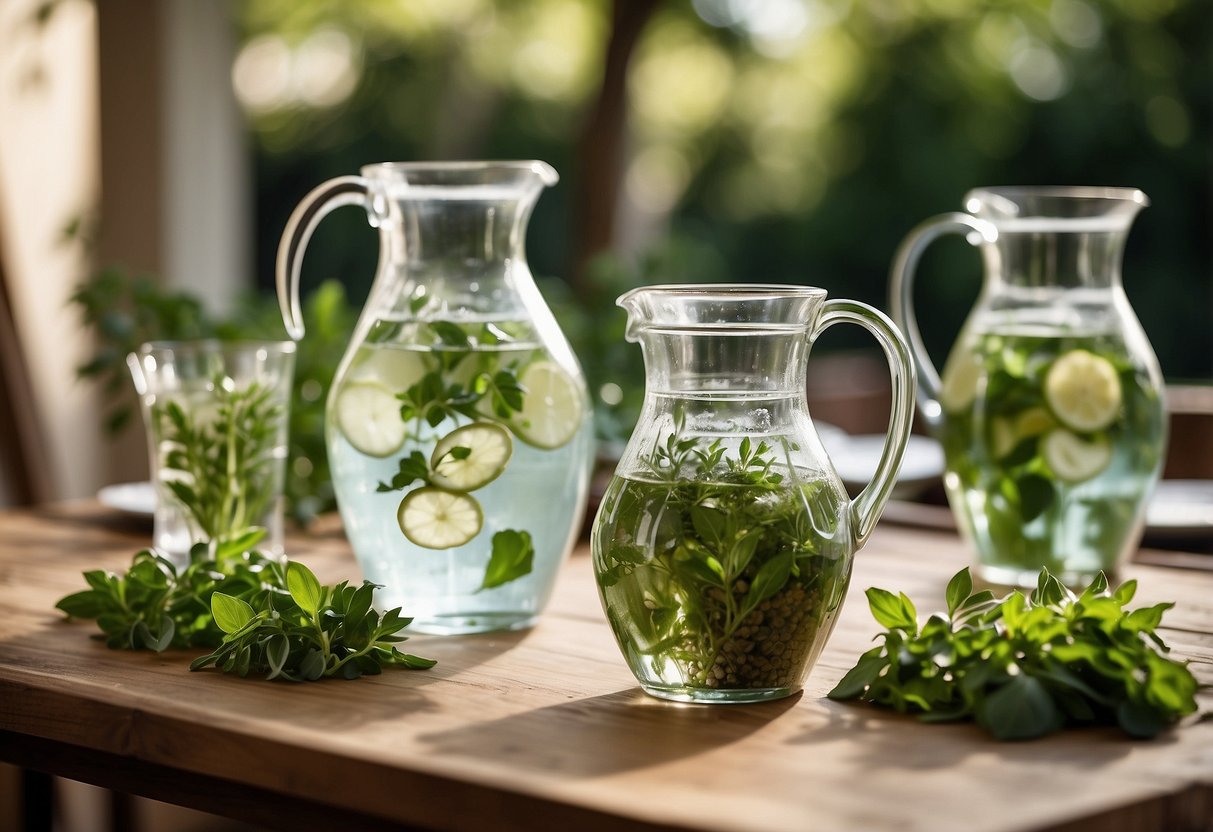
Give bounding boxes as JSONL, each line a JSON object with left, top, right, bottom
{"left": 233, "top": 0, "right": 1210, "bottom": 381}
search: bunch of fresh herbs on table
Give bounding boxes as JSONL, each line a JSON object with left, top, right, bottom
{"left": 56, "top": 532, "right": 434, "bottom": 681}
{"left": 829, "top": 567, "right": 1199, "bottom": 740}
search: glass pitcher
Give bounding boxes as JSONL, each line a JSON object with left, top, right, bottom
{"left": 890, "top": 187, "right": 1167, "bottom": 588}
{"left": 590, "top": 285, "right": 915, "bottom": 703}
{"left": 277, "top": 161, "right": 594, "bottom": 634}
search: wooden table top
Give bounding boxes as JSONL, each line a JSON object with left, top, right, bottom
{"left": 2, "top": 502, "right": 1212, "bottom": 832}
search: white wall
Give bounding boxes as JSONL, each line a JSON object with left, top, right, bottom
{"left": 0, "top": 0, "right": 103, "bottom": 500}
{"left": 0, "top": 0, "right": 250, "bottom": 503}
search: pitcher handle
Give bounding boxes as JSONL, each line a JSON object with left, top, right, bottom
{"left": 888, "top": 213, "right": 997, "bottom": 428}
{"left": 275, "top": 176, "right": 369, "bottom": 340}
{"left": 811, "top": 300, "right": 916, "bottom": 549}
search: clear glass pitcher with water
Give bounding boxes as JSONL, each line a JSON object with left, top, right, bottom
{"left": 890, "top": 187, "right": 1167, "bottom": 587}
{"left": 590, "top": 285, "right": 915, "bottom": 703}
{"left": 277, "top": 161, "right": 593, "bottom": 634}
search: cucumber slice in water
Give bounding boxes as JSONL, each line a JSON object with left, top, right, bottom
{"left": 1042, "top": 429, "right": 1111, "bottom": 483}
{"left": 510, "top": 361, "right": 583, "bottom": 450}
{"left": 397, "top": 487, "right": 483, "bottom": 549}
{"left": 347, "top": 346, "right": 429, "bottom": 392}
{"left": 429, "top": 422, "right": 513, "bottom": 492}
{"left": 941, "top": 350, "right": 982, "bottom": 413}
{"left": 334, "top": 381, "right": 406, "bottom": 458}
{"left": 1044, "top": 349, "right": 1122, "bottom": 432}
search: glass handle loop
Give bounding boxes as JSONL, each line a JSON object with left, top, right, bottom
{"left": 276, "top": 176, "right": 369, "bottom": 340}
{"left": 888, "top": 213, "right": 997, "bottom": 428}
{"left": 812, "top": 300, "right": 917, "bottom": 549}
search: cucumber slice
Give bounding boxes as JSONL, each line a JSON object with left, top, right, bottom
{"left": 429, "top": 422, "right": 513, "bottom": 492}
{"left": 940, "top": 350, "right": 982, "bottom": 413}
{"left": 334, "top": 381, "right": 406, "bottom": 458}
{"left": 397, "top": 487, "right": 483, "bottom": 549}
{"left": 1042, "top": 429, "right": 1111, "bottom": 483}
{"left": 347, "top": 345, "right": 429, "bottom": 392}
{"left": 510, "top": 361, "right": 583, "bottom": 450}
{"left": 1044, "top": 349, "right": 1122, "bottom": 432}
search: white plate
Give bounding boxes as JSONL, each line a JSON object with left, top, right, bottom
{"left": 98, "top": 481, "right": 156, "bottom": 517}
{"left": 1146, "top": 480, "right": 1213, "bottom": 538}
{"left": 822, "top": 432, "right": 945, "bottom": 498}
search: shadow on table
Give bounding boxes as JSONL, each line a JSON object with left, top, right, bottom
{"left": 787, "top": 698, "right": 1144, "bottom": 770}
{"left": 181, "top": 628, "right": 539, "bottom": 730}
{"left": 418, "top": 686, "right": 800, "bottom": 777}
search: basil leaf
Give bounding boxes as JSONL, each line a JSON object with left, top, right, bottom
{"left": 211, "top": 592, "right": 255, "bottom": 635}
{"left": 944, "top": 567, "right": 973, "bottom": 617}
{"left": 866, "top": 587, "right": 917, "bottom": 632}
{"left": 286, "top": 561, "right": 323, "bottom": 617}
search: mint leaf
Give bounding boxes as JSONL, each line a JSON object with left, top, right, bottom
{"left": 480, "top": 529, "right": 534, "bottom": 590}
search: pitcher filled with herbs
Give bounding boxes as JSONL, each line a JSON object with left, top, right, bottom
{"left": 277, "top": 161, "right": 593, "bottom": 634}
{"left": 890, "top": 187, "right": 1166, "bottom": 588}
{"left": 591, "top": 285, "right": 915, "bottom": 703}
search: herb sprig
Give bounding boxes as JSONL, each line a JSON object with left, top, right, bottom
{"left": 828, "top": 568, "right": 1199, "bottom": 740}
{"left": 155, "top": 377, "right": 285, "bottom": 546}
{"left": 190, "top": 561, "right": 435, "bottom": 681}
{"left": 55, "top": 532, "right": 278, "bottom": 650}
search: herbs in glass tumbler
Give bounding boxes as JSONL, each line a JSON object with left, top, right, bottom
{"left": 828, "top": 567, "right": 1198, "bottom": 740}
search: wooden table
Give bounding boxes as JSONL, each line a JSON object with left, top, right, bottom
{"left": 2, "top": 502, "right": 1213, "bottom": 832}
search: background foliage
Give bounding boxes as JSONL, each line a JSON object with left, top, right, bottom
{"left": 233, "top": 0, "right": 1211, "bottom": 387}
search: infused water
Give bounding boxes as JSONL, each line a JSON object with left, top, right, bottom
{"left": 593, "top": 457, "right": 852, "bottom": 703}
{"left": 328, "top": 316, "right": 593, "bottom": 633}
{"left": 938, "top": 322, "right": 1165, "bottom": 585}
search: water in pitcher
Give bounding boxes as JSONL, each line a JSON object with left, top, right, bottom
{"left": 327, "top": 314, "right": 593, "bottom": 634}
{"left": 937, "top": 307, "right": 1166, "bottom": 586}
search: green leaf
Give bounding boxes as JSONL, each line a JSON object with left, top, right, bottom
{"left": 1015, "top": 474, "right": 1054, "bottom": 523}
{"left": 299, "top": 649, "right": 326, "bottom": 681}
{"left": 828, "top": 646, "right": 887, "bottom": 700}
{"left": 213, "top": 528, "right": 267, "bottom": 561}
{"left": 1029, "top": 568, "right": 1066, "bottom": 607}
{"left": 1116, "top": 700, "right": 1171, "bottom": 739}
{"left": 480, "top": 529, "right": 534, "bottom": 590}
{"left": 56, "top": 590, "right": 109, "bottom": 619}
{"left": 286, "top": 561, "right": 324, "bottom": 617}
{"left": 866, "top": 587, "right": 917, "bottom": 632}
{"left": 346, "top": 583, "right": 375, "bottom": 625}
{"left": 1112, "top": 579, "right": 1138, "bottom": 606}
{"left": 211, "top": 592, "right": 255, "bottom": 635}
{"left": 689, "top": 504, "right": 727, "bottom": 547}
{"left": 265, "top": 634, "right": 290, "bottom": 681}
{"left": 429, "top": 320, "right": 471, "bottom": 348}
{"left": 944, "top": 568, "right": 973, "bottom": 617}
{"left": 747, "top": 549, "right": 794, "bottom": 608}
{"left": 727, "top": 530, "right": 762, "bottom": 578}
{"left": 976, "top": 674, "right": 1065, "bottom": 741}
{"left": 1126, "top": 603, "right": 1173, "bottom": 633}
